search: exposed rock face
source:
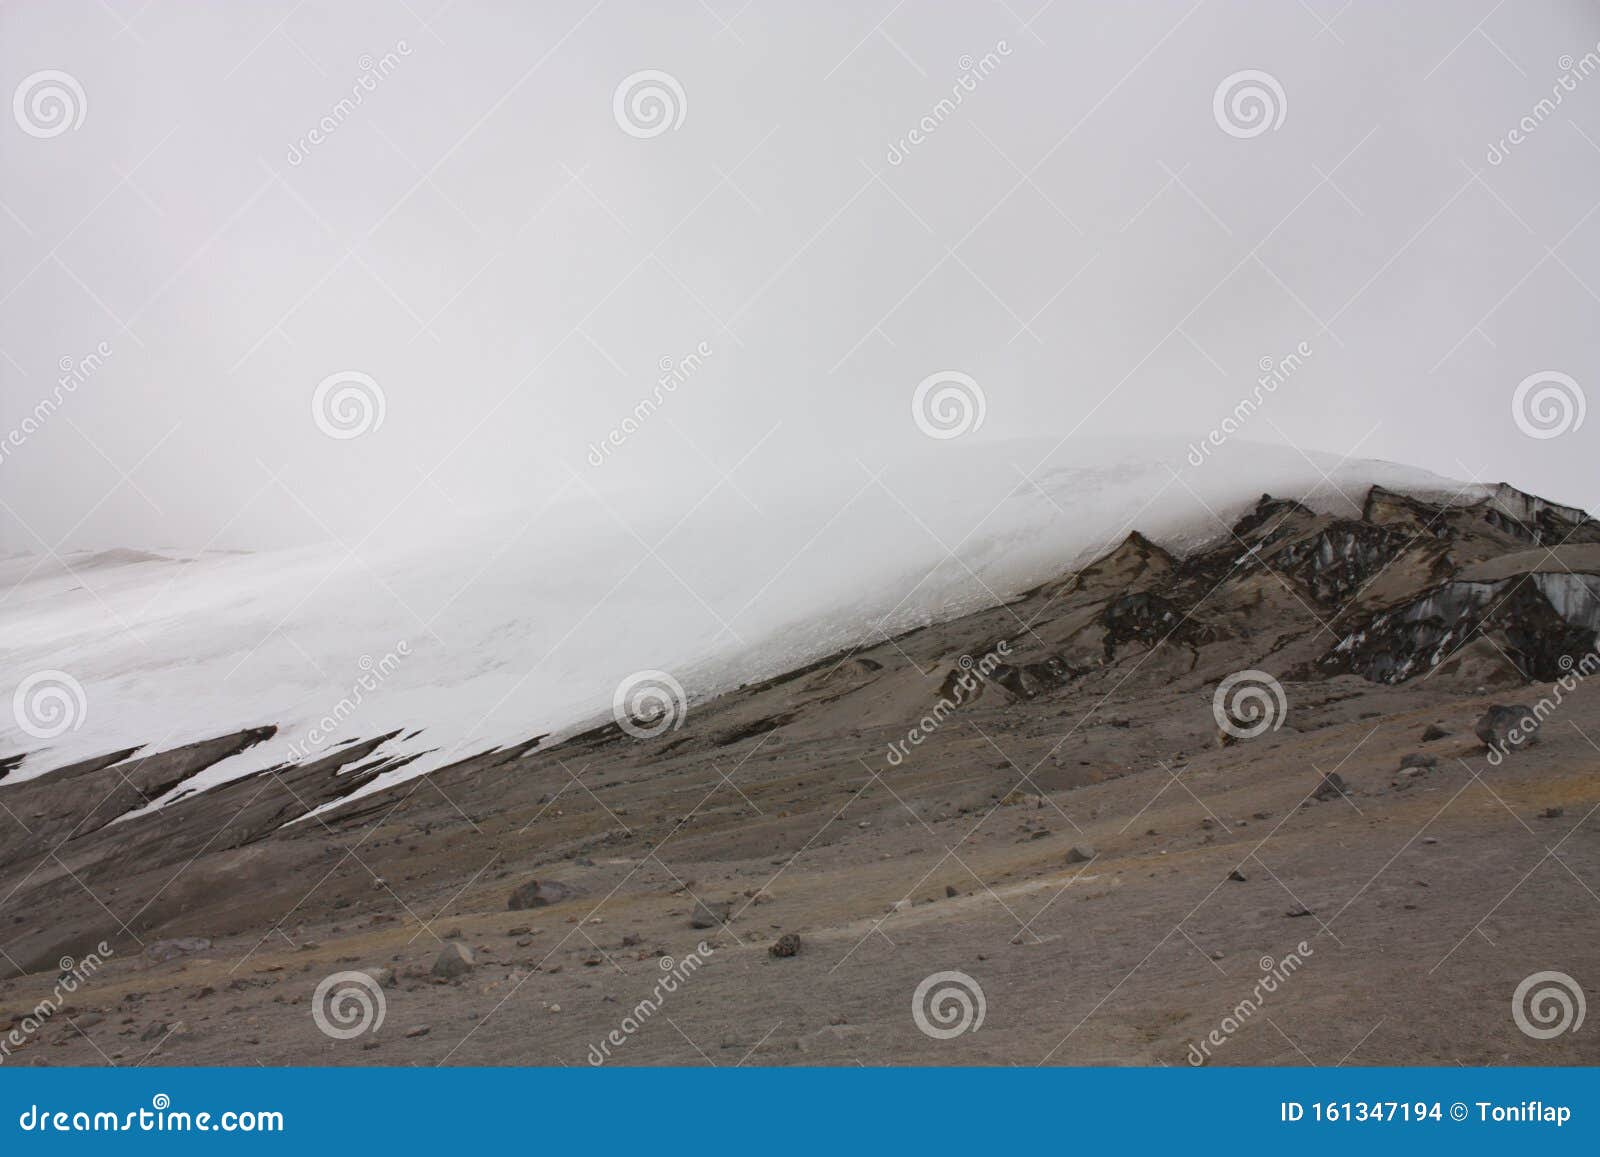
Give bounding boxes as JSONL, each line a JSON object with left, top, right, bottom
{"left": 2, "top": 478, "right": 1594, "bottom": 982}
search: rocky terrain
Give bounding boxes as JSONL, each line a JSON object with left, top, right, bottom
{"left": 2, "top": 481, "right": 1598, "bottom": 1066}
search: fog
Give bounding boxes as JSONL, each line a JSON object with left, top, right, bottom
{"left": 2, "top": 0, "right": 1597, "bottom": 556}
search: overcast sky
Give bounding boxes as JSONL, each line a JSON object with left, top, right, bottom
{"left": 2, "top": 0, "right": 1597, "bottom": 555}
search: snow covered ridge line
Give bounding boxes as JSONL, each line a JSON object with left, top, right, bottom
{"left": 0, "top": 449, "right": 1557, "bottom": 804}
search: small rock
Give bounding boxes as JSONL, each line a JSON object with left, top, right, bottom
{"left": 143, "top": 938, "right": 211, "bottom": 964}
{"left": 507, "top": 879, "right": 576, "bottom": 910}
{"left": 1065, "top": 846, "right": 1095, "bottom": 864}
{"left": 769, "top": 933, "right": 802, "bottom": 958}
{"left": 364, "top": 967, "right": 397, "bottom": 989}
{"left": 1421, "top": 725, "right": 1449, "bottom": 741}
{"left": 1541, "top": 807, "right": 1565, "bottom": 819}
{"left": 689, "top": 901, "right": 732, "bottom": 930}
{"left": 1311, "top": 772, "right": 1350, "bottom": 801}
{"left": 1284, "top": 906, "right": 1314, "bottom": 918}
{"left": 1227, "top": 868, "right": 1247, "bottom": 882}
{"left": 431, "top": 942, "right": 475, "bottom": 980}
{"left": 1398, "top": 753, "right": 1437, "bottom": 770}
{"left": 945, "top": 885, "right": 959, "bottom": 898}
{"left": 405, "top": 1025, "right": 430, "bottom": 1038}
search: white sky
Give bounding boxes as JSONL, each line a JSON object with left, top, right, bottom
{"left": 2, "top": 0, "right": 1598, "bottom": 555}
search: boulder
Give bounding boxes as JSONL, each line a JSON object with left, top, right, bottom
{"left": 431, "top": 942, "right": 475, "bottom": 979}
{"left": 507, "top": 879, "right": 575, "bottom": 910}
{"left": 1474, "top": 704, "right": 1540, "bottom": 753}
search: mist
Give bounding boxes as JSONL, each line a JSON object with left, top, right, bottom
{"left": 2, "top": 0, "right": 1597, "bottom": 556}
